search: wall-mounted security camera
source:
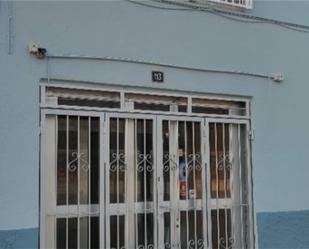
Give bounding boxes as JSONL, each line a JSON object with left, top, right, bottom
{"left": 28, "top": 42, "right": 47, "bottom": 59}
{"left": 273, "top": 72, "right": 284, "bottom": 83}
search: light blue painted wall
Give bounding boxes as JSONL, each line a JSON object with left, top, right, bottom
{"left": 0, "top": 0, "right": 309, "bottom": 245}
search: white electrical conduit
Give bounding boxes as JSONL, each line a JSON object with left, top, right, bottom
{"left": 45, "top": 54, "right": 283, "bottom": 82}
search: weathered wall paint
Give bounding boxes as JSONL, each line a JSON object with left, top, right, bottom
{"left": 0, "top": 1, "right": 309, "bottom": 247}
{"left": 0, "top": 228, "right": 38, "bottom": 249}
{"left": 257, "top": 210, "right": 309, "bottom": 249}
{"left": 1, "top": 211, "right": 309, "bottom": 249}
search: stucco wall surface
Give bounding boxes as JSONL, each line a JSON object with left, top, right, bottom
{"left": 257, "top": 211, "right": 309, "bottom": 249}
{"left": 0, "top": 1, "right": 309, "bottom": 247}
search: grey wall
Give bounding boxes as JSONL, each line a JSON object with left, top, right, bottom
{"left": 0, "top": 0, "right": 309, "bottom": 247}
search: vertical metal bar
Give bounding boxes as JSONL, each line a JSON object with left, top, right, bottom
{"left": 229, "top": 124, "right": 235, "bottom": 249}
{"left": 88, "top": 117, "right": 91, "bottom": 249}
{"left": 66, "top": 116, "right": 69, "bottom": 249}
{"left": 238, "top": 124, "right": 244, "bottom": 248}
{"left": 168, "top": 120, "right": 175, "bottom": 249}
{"left": 134, "top": 119, "right": 138, "bottom": 248}
{"left": 203, "top": 120, "right": 213, "bottom": 248}
{"left": 183, "top": 121, "right": 188, "bottom": 249}
{"left": 214, "top": 123, "right": 220, "bottom": 249}
{"left": 116, "top": 118, "right": 120, "bottom": 249}
{"left": 143, "top": 120, "right": 147, "bottom": 248}
{"left": 153, "top": 118, "right": 158, "bottom": 249}
{"left": 102, "top": 114, "right": 108, "bottom": 249}
{"left": 78, "top": 116, "right": 80, "bottom": 249}
{"left": 184, "top": 121, "right": 189, "bottom": 249}
{"left": 55, "top": 116, "right": 58, "bottom": 248}
{"left": 223, "top": 124, "right": 228, "bottom": 249}
{"left": 157, "top": 118, "right": 164, "bottom": 249}
{"left": 247, "top": 123, "right": 255, "bottom": 249}
{"left": 192, "top": 122, "right": 197, "bottom": 249}
{"left": 126, "top": 119, "right": 135, "bottom": 249}
{"left": 175, "top": 121, "right": 180, "bottom": 249}
{"left": 202, "top": 120, "right": 209, "bottom": 249}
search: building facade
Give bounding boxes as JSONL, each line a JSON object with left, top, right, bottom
{"left": 1, "top": 1, "right": 309, "bottom": 248}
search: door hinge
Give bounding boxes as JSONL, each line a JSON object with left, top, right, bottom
{"left": 39, "top": 126, "right": 44, "bottom": 135}
{"left": 249, "top": 129, "right": 255, "bottom": 141}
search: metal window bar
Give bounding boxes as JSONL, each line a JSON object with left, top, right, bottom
{"left": 192, "top": 122, "right": 197, "bottom": 249}
{"left": 238, "top": 124, "right": 244, "bottom": 249}
{"left": 66, "top": 116, "right": 69, "bottom": 249}
{"left": 88, "top": 117, "right": 91, "bottom": 249}
{"left": 135, "top": 119, "right": 138, "bottom": 248}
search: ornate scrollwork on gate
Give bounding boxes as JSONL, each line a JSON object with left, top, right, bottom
{"left": 137, "top": 245, "right": 154, "bottom": 249}
{"left": 187, "top": 153, "right": 202, "bottom": 171}
{"left": 67, "top": 152, "right": 89, "bottom": 172}
{"left": 164, "top": 242, "right": 171, "bottom": 249}
{"left": 217, "top": 154, "right": 232, "bottom": 171}
{"left": 219, "top": 237, "right": 234, "bottom": 249}
{"left": 163, "top": 154, "right": 177, "bottom": 172}
{"left": 110, "top": 152, "right": 127, "bottom": 172}
{"left": 137, "top": 153, "right": 153, "bottom": 172}
{"left": 188, "top": 239, "right": 204, "bottom": 249}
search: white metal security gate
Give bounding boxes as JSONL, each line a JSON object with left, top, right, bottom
{"left": 105, "top": 113, "right": 157, "bottom": 249}
{"left": 41, "top": 111, "right": 253, "bottom": 249}
{"left": 156, "top": 116, "right": 206, "bottom": 249}
{"left": 104, "top": 114, "right": 207, "bottom": 249}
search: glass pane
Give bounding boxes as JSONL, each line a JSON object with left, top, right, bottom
{"left": 68, "top": 218, "right": 78, "bottom": 249}
{"left": 217, "top": 123, "right": 225, "bottom": 198}
{"left": 194, "top": 122, "right": 202, "bottom": 200}
{"left": 110, "top": 215, "right": 125, "bottom": 249}
{"left": 136, "top": 213, "right": 154, "bottom": 248}
{"left": 178, "top": 121, "right": 187, "bottom": 200}
{"left": 136, "top": 119, "right": 154, "bottom": 202}
{"left": 224, "top": 124, "right": 231, "bottom": 198}
{"left": 210, "top": 123, "right": 231, "bottom": 199}
{"left": 110, "top": 118, "right": 117, "bottom": 203}
{"left": 57, "top": 116, "right": 67, "bottom": 205}
{"left": 57, "top": 116, "right": 99, "bottom": 206}
{"left": 80, "top": 117, "right": 89, "bottom": 205}
{"left": 146, "top": 120, "right": 153, "bottom": 202}
{"left": 196, "top": 211, "right": 204, "bottom": 248}
{"left": 90, "top": 216, "right": 100, "bottom": 249}
{"left": 211, "top": 209, "right": 232, "bottom": 249}
{"left": 56, "top": 218, "right": 66, "bottom": 249}
{"left": 110, "top": 216, "right": 117, "bottom": 249}
{"left": 91, "top": 117, "right": 99, "bottom": 204}
{"left": 164, "top": 213, "right": 171, "bottom": 249}
{"left": 80, "top": 217, "right": 89, "bottom": 249}
{"left": 180, "top": 211, "right": 187, "bottom": 249}
{"left": 110, "top": 118, "right": 126, "bottom": 204}
{"left": 209, "top": 123, "right": 216, "bottom": 198}
{"left": 136, "top": 119, "right": 144, "bottom": 202}
{"left": 118, "top": 119, "right": 125, "bottom": 203}
{"left": 181, "top": 210, "right": 204, "bottom": 249}
{"left": 58, "top": 98, "right": 120, "bottom": 108}
{"left": 69, "top": 116, "right": 78, "bottom": 205}
{"left": 162, "top": 121, "right": 170, "bottom": 201}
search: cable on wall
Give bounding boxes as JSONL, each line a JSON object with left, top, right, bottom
{"left": 40, "top": 53, "right": 283, "bottom": 82}
{"left": 126, "top": 0, "right": 309, "bottom": 34}
{"left": 6, "top": 0, "right": 14, "bottom": 54}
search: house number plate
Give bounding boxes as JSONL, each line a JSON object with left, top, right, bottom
{"left": 152, "top": 71, "right": 164, "bottom": 83}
